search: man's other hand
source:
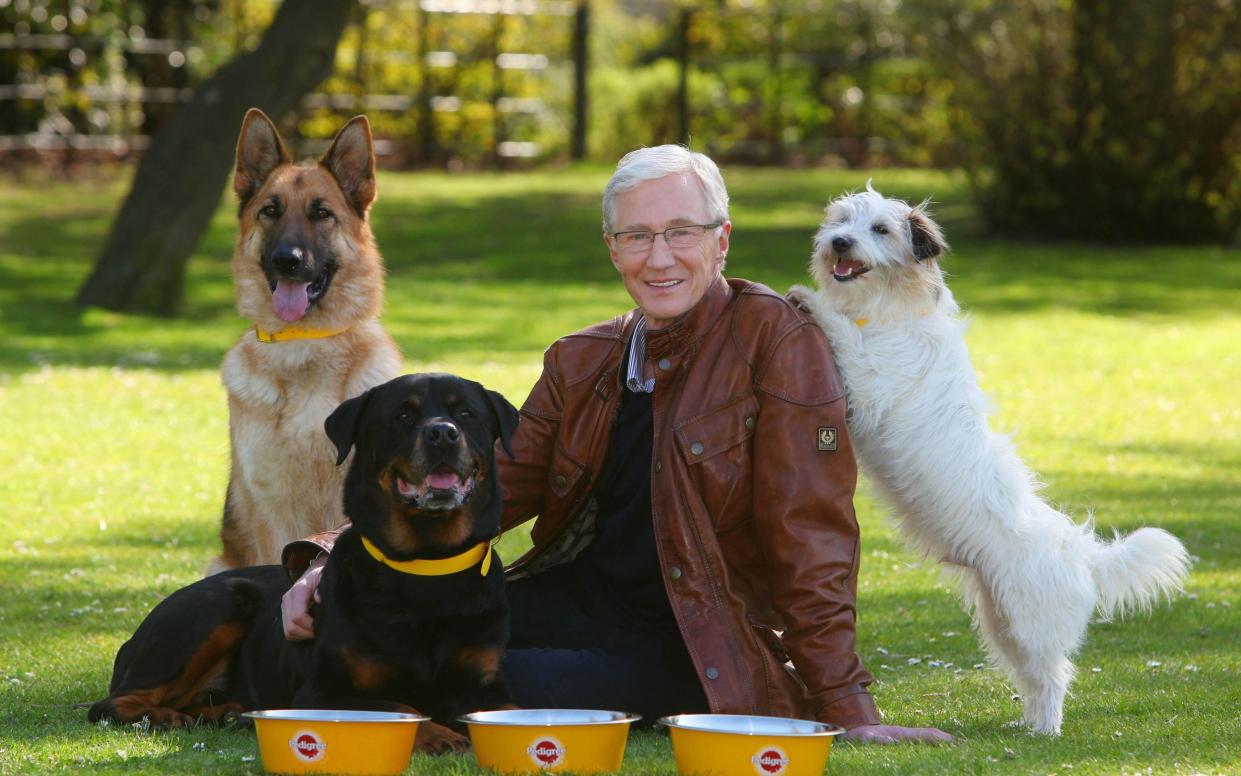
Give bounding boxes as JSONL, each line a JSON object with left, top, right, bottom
{"left": 281, "top": 556, "right": 325, "bottom": 641}
{"left": 843, "top": 724, "right": 954, "bottom": 744}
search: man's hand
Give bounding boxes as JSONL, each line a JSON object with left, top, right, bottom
{"left": 843, "top": 724, "right": 954, "bottom": 745}
{"left": 281, "top": 556, "right": 326, "bottom": 641}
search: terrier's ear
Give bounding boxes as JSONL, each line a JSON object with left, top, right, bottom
{"left": 234, "top": 108, "right": 290, "bottom": 206}
{"left": 324, "top": 387, "right": 374, "bottom": 466}
{"left": 909, "top": 205, "right": 948, "bottom": 261}
{"left": 320, "top": 115, "right": 377, "bottom": 216}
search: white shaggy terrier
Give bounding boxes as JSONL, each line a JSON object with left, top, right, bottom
{"left": 788, "top": 186, "right": 1190, "bottom": 735}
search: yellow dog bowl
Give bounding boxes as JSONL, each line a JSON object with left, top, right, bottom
{"left": 460, "top": 709, "right": 640, "bottom": 774}
{"left": 243, "top": 709, "right": 427, "bottom": 775}
{"left": 659, "top": 714, "right": 844, "bottom": 776}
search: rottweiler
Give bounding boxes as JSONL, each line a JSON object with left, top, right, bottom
{"left": 89, "top": 373, "right": 520, "bottom": 753}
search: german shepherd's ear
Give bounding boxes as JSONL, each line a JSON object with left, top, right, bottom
{"left": 234, "top": 108, "right": 290, "bottom": 206}
{"left": 909, "top": 203, "right": 948, "bottom": 262}
{"left": 320, "top": 115, "right": 377, "bottom": 217}
{"left": 325, "top": 387, "right": 374, "bottom": 466}
{"left": 482, "top": 387, "right": 520, "bottom": 459}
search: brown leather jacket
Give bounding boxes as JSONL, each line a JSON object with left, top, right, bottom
{"left": 284, "top": 275, "right": 879, "bottom": 729}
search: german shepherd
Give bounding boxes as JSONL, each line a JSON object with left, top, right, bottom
{"left": 210, "top": 109, "right": 401, "bottom": 574}
{"left": 90, "top": 373, "right": 520, "bottom": 754}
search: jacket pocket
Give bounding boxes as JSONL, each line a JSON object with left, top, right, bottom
{"left": 750, "top": 620, "right": 791, "bottom": 664}
{"left": 546, "top": 443, "right": 586, "bottom": 500}
{"left": 673, "top": 394, "right": 759, "bottom": 532}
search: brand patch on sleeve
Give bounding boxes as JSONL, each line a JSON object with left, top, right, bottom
{"left": 817, "top": 427, "right": 838, "bottom": 451}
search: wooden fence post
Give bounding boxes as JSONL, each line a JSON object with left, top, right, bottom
{"left": 676, "top": 6, "right": 693, "bottom": 146}
{"left": 415, "top": 2, "right": 435, "bottom": 164}
{"left": 571, "top": 0, "right": 589, "bottom": 160}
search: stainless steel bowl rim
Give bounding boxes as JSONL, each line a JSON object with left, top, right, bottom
{"left": 658, "top": 713, "right": 845, "bottom": 737}
{"left": 459, "top": 709, "right": 641, "bottom": 726}
{"left": 242, "top": 709, "right": 428, "bottom": 723}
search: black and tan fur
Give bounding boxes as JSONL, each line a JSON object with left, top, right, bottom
{"left": 91, "top": 373, "right": 520, "bottom": 754}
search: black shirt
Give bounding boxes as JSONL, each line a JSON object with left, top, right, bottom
{"left": 568, "top": 379, "right": 677, "bottom": 633}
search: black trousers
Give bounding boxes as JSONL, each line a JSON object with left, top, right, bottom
{"left": 500, "top": 565, "right": 709, "bottom": 725}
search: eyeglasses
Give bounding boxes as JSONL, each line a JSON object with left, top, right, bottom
{"left": 610, "top": 223, "right": 721, "bottom": 254}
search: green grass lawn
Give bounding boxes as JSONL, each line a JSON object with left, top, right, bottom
{"left": 0, "top": 165, "right": 1238, "bottom": 775}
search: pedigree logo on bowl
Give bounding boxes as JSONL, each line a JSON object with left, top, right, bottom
{"left": 751, "top": 745, "right": 790, "bottom": 775}
{"left": 289, "top": 729, "right": 328, "bottom": 763}
{"left": 526, "top": 735, "right": 567, "bottom": 769}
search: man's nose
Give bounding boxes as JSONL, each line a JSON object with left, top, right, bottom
{"left": 646, "top": 235, "right": 677, "bottom": 266}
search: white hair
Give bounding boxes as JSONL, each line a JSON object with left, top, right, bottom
{"left": 602, "top": 144, "right": 730, "bottom": 234}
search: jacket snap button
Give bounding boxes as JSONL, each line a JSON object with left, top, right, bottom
{"left": 654, "top": 460, "right": 662, "bottom": 473}
{"left": 705, "top": 667, "right": 720, "bottom": 680}
{"left": 658, "top": 358, "right": 671, "bottom": 371}
{"left": 690, "top": 441, "right": 704, "bottom": 455}
{"left": 745, "top": 415, "right": 756, "bottom": 430}
{"left": 554, "top": 474, "right": 566, "bottom": 489}
{"left": 668, "top": 565, "right": 682, "bottom": 580}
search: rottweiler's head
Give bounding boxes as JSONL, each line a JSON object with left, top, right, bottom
{"left": 325, "top": 373, "right": 519, "bottom": 558}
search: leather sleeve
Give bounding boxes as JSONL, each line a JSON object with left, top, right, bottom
{"left": 751, "top": 320, "right": 881, "bottom": 729}
{"left": 282, "top": 522, "right": 350, "bottom": 582}
{"left": 498, "top": 346, "right": 564, "bottom": 531}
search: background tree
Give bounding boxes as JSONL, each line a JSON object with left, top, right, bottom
{"left": 76, "top": 0, "right": 357, "bottom": 317}
{"left": 921, "top": 0, "right": 1241, "bottom": 242}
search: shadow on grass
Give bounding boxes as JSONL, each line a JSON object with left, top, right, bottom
{"left": 3, "top": 173, "right": 1240, "bottom": 375}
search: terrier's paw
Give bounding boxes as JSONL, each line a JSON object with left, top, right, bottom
{"left": 786, "top": 284, "right": 819, "bottom": 314}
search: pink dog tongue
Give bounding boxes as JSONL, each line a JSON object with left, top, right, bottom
{"left": 273, "top": 279, "right": 310, "bottom": 322}
{"left": 834, "top": 258, "right": 866, "bottom": 277}
{"left": 426, "top": 466, "right": 461, "bottom": 490}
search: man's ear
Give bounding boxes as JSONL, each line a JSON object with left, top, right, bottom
{"left": 319, "top": 115, "right": 376, "bottom": 216}
{"left": 909, "top": 205, "right": 948, "bottom": 262}
{"left": 483, "top": 387, "right": 520, "bottom": 459}
{"left": 324, "top": 388, "right": 373, "bottom": 466}
{"left": 234, "top": 108, "right": 290, "bottom": 206}
{"left": 604, "top": 232, "right": 624, "bottom": 272}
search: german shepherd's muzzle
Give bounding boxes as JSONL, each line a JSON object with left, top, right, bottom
{"left": 261, "top": 217, "right": 340, "bottom": 323}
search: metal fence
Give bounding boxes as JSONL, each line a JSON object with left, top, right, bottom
{"left": 1, "top": 1, "right": 945, "bottom": 168}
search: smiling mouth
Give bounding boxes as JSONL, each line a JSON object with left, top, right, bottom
{"left": 646, "top": 279, "right": 682, "bottom": 288}
{"left": 832, "top": 258, "right": 870, "bottom": 282}
{"left": 267, "top": 267, "right": 336, "bottom": 323}
{"left": 395, "top": 464, "right": 478, "bottom": 511}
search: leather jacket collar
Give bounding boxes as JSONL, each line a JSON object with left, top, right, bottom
{"left": 644, "top": 274, "right": 733, "bottom": 362}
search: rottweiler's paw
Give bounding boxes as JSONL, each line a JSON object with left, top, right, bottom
{"left": 144, "top": 708, "right": 197, "bottom": 728}
{"left": 416, "top": 721, "right": 471, "bottom": 755}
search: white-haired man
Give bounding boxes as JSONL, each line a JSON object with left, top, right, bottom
{"left": 281, "top": 145, "right": 951, "bottom": 743}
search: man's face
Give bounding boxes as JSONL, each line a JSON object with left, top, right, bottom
{"left": 606, "top": 172, "right": 731, "bottom": 329}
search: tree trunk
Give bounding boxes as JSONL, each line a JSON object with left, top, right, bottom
{"left": 76, "top": 0, "right": 357, "bottom": 317}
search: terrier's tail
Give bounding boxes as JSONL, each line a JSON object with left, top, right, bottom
{"left": 1090, "top": 527, "right": 1191, "bottom": 620}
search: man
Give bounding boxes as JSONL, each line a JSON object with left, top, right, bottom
{"left": 282, "top": 145, "right": 951, "bottom": 743}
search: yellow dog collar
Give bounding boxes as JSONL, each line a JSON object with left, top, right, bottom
{"left": 854, "top": 310, "right": 930, "bottom": 328}
{"left": 361, "top": 535, "right": 495, "bottom": 577}
{"left": 254, "top": 325, "right": 350, "bottom": 343}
